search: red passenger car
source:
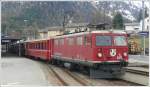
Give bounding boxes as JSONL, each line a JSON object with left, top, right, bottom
{"left": 25, "top": 39, "right": 53, "bottom": 61}
{"left": 52, "top": 30, "right": 128, "bottom": 78}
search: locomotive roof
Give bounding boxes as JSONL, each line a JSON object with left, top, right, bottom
{"left": 53, "top": 30, "right": 126, "bottom": 39}
{"left": 91, "top": 30, "right": 126, "bottom": 34}
{"left": 25, "top": 30, "right": 126, "bottom": 42}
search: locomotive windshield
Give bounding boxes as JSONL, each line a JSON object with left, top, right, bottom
{"left": 96, "top": 36, "right": 112, "bottom": 46}
{"left": 114, "top": 36, "right": 127, "bottom": 46}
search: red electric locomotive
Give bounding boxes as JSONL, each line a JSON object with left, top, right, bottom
{"left": 23, "top": 30, "right": 128, "bottom": 78}
{"left": 52, "top": 30, "right": 128, "bottom": 78}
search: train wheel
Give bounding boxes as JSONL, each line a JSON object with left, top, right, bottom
{"left": 57, "top": 60, "right": 64, "bottom": 67}
{"left": 84, "top": 66, "right": 90, "bottom": 75}
{"left": 63, "top": 62, "right": 76, "bottom": 70}
{"left": 51, "top": 60, "right": 57, "bottom": 65}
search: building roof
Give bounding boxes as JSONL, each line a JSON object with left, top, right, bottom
{"left": 124, "top": 23, "right": 140, "bottom": 26}
{"left": 65, "top": 23, "right": 110, "bottom": 28}
{"left": 1, "top": 35, "right": 21, "bottom": 44}
{"left": 38, "top": 26, "right": 64, "bottom": 33}
{"left": 65, "top": 23, "right": 89, "bottom": 28}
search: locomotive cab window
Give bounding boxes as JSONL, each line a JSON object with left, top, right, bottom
{"left": 96, "top": 36, "right": 112, "bottom": 46}
{"left": 114, "top": 36, "right": 127, "bottom": 46}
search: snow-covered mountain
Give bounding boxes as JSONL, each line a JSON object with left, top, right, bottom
{"left": 2, "top": 1, "right": 148, "bottom": 33}
{"left": 91, "top": 0, "right": 149, "bottom": 22}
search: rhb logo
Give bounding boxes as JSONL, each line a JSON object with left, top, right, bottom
{"left": 110, "top": 49, "right": 116, "bottom": 56}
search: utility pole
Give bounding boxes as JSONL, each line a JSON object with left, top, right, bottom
{"left": 103, "top": 2, "right": 106, "bottom": 23}
{"left": 5, "top": 25, "right": 8, "bottom": 36}
{"left": 24, "top": 20, "right": 28, "bottom": 40}
{"left": 142, "top": 0, "right": 145, "bottom": 55}
{"left": 63, "top": 15, "right": 66, "bottom": 30}
{"left": 142, "top": 0, "right": 145, "bottom": 31}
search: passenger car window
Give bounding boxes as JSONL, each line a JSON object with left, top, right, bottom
{"left": 77, "top": 36, "right": 83, "bottom": 45}
{"left": 54, "top": 39, "right": 59, "bottom": 45}
{"left": 41, "top": 43, "right": 43, "bottom": 49}
{"left": 68, "top": 37, "right": 74, "bottom": 45}
{"left": 60, "top": 38, "right": 64, "bottom": 45}
{"left": 84, "top": 35, "right": 91, "bottom": 46}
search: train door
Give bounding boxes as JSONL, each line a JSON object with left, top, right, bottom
{"left": 49, "top": 39, "right": 54, "bottom": 60}
{"left": 25, "top": 42, "right": 28, "bottom": 56}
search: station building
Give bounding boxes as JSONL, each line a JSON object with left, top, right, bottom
{"left": 38, "top": 26, "right": 64, "bottom": 39}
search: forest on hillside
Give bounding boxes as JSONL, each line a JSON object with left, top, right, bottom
{"left": 2, "top": 1, "right": 146, "bottom": 38}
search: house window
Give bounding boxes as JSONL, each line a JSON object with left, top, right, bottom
{"left": 134, "top": 28, "right": 139, "bottom": 30}
{"left": 147, "top": 26, "right": 149, "bottom": 30}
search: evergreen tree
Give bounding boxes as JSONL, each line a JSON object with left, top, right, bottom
{"left": 112, "top": 12, "right": 124, "bottom": 29}
{"left": 138, "top": 8, "right": 149, "bottom": 22}
{"left": 138, "top": 9, "right": 143, "bottom": 22}
{"left": 145, "top": 7, "right": 149, "bottom": 18}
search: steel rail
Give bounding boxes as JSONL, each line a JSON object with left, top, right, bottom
{"left": 62, "top": 69, "right": 89, "bottom": 86}
{"left": 39, "top": 61, "right": 146, "bottom": 86}
{"left": 120, "top": 68, "right": 149, "bottom": 85}
{"left": 48, "top": 66, "right": 69, "bottom": 86}
{"left": 126, "top": 68, "right": 149, "bottom": 76}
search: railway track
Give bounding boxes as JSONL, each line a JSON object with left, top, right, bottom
{"left": 38, "top": 61, "right": 144, "bottom": 86}
{"left": 71, "top": 70, "right": 139, "bottom": 86}
{"left": 48, "top": 65, "right": 69, "bottom": 86}
{"left": 62, "top": 69, "right": 90, "bottom": 86}
{"left": 119, "top": 67, "right": 149, "bottom": 86}
{"left": 128, "top": 63, "right": 149, "bottom": 68}
{"left": 47, "top": 65, "right": 141, "bottom": 86}
{"left": 46, "top": 64, "right": 90, "bottom": 86}
{"left": 126, "top": 67, "right": 149, "bottom": 76}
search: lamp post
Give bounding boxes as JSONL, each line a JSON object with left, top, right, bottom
{"left": 23, "top": 19, "right": 28, "bottom": 40}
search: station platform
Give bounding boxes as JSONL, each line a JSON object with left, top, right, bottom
{"left": 1, "top": 53, "right": 149, "bottom": 86}
{"left": 128, "top": 55, "right": 149, "bottom": 66}
{"left": 1, "top": 55, "right": 50, "bottom": 86}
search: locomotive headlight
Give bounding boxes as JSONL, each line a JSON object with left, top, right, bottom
{"left": 123, "top": 52, "right": 127, "bottom": 56}
{"left": 97, "top": 53, "right": 102, "bottom": 57}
